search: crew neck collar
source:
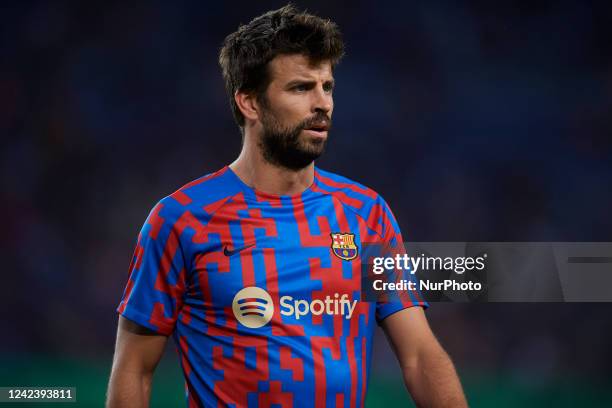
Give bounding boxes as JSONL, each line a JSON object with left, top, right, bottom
{"left": 225, "top": 165, "right": 319, "bottom": 201}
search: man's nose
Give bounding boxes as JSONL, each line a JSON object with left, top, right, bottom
{"left": 312, "top": 86, "right": 332, "bottom": 113}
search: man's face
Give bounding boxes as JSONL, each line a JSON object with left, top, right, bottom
{"left": 257, "top": 54, "right": 334, "bottom": 170}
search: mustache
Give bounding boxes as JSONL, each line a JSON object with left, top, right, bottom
{"left": 300, "top": 112, "right": 332, "bottom": 130}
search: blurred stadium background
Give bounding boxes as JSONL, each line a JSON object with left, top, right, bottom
{"left": 1, "top": 0, "right": 611, "bottom": 406}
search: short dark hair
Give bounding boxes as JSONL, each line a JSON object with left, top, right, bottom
{"left": 219, "top": 4, "right": 344, "bottom": 127}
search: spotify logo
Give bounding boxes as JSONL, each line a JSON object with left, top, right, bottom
{"left": 232, "top": 287, "right": 274, "bottom": 328}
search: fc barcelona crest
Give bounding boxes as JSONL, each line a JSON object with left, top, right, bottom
{"left": 330, "top": 233, "right": 358, "bottom": 261}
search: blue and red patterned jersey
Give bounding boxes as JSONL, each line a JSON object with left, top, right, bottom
{"left": 117, "top": 166, "right": 427, "bottom": 407}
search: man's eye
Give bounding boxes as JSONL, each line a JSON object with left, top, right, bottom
{"left": 293, "top": 85, "right": 308, "bottom": 92}
{"left": 324, "top": 84, "right": 334, "bottom": 93}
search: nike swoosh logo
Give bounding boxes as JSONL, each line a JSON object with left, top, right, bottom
{"left": 223, "top": 244, "right": 255, "bottom": 256}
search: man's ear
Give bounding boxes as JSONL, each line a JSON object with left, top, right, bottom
{"left": 234, "top": 91, "right": 260, "bottom": 123}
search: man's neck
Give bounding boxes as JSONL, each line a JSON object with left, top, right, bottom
{"left": 229, "top": 144, "right": 315, "bottom": 197}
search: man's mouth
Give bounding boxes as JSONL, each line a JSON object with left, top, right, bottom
{"left": 303, "top": 122, "right": 330, "bottom": 136}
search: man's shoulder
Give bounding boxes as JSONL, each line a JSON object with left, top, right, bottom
{"left": 153, "top": 166, "right": 241, "bottom": 218}
{"left": 314, "top": 167, "right": 390, "bottom": 213}
{"left": 314, "top": 167, "right": 401, "bottom": 238}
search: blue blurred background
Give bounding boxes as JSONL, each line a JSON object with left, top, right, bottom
{"left": 1, "top": 0, "right": 611, "bottom": 406}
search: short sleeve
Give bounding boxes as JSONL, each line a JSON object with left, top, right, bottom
{"left": 117, "top": 197, "right": 189, "bottom": 335}
{"left": 371, "top": 196, "right": 428, "bottom": 323}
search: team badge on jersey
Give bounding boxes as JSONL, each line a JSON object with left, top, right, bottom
{"left": 330, "top": 232, "right": 358, "bottom": 261}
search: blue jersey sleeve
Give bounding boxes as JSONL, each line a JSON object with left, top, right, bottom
{"left": 372, "top": 196, "right": 429, "bottom": 323}
{"left": 117, "top": 196, "right": 189, "bottom": 335}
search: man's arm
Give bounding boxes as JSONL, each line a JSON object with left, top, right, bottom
{"left": 381, "top": 307, "right": 467, "bottom": 408}
{"left": 106, "top": 316, "right": 168, "bottom": 408}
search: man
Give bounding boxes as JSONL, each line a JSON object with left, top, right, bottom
{"left": 107, "top": 5, "right": 467, "bottom": 408}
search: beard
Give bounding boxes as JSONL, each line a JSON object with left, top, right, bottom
{"left": 258, "top": 107, "right": 331, "bottom": 171}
